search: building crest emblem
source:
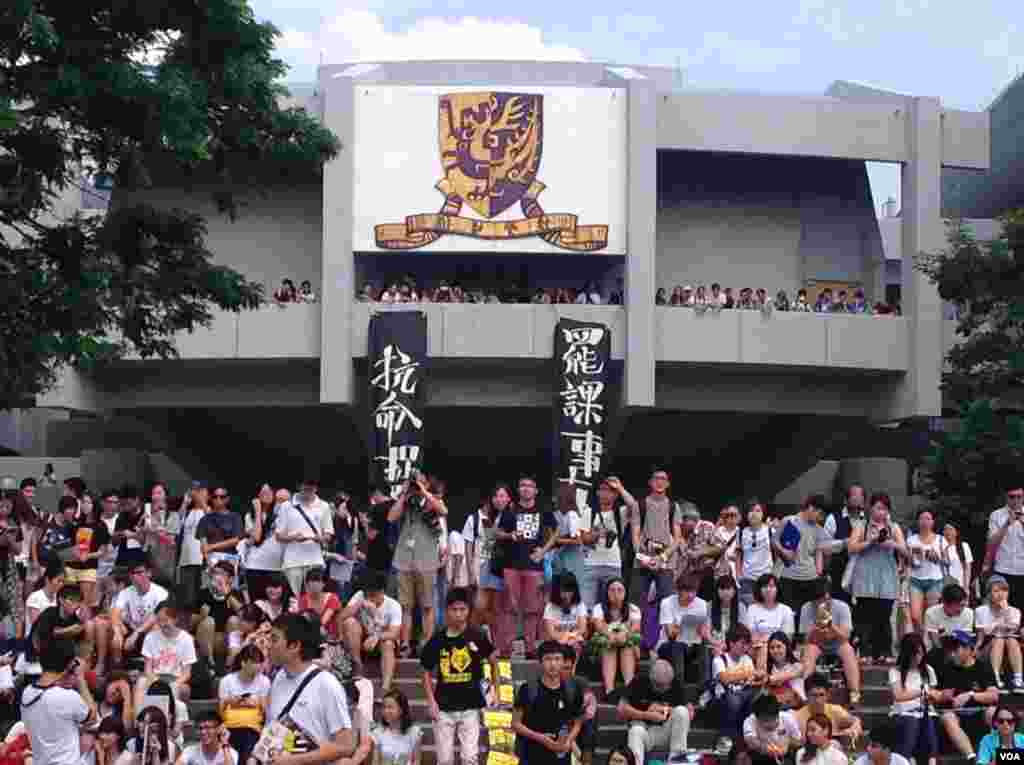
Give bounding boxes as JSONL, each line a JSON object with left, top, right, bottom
{"left": 374, "top": 92, "right": 609, "bottom": 251}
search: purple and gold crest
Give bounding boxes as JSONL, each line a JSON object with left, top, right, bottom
{"left": 374, "top": 92, "right": 608, "bottom": 252}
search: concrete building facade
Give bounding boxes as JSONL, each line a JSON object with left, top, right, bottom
{"left": 22, "top": 62, "right": 987, "bottom": 511}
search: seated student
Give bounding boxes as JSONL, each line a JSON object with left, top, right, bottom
{"left": 133, "top": 679, "right": 189, "bottom": 755}
{"left": 796, "top": 714, "right": 850, "bottom": 765}
{"left": 975, "top": 575, "right": 1023, "bottom": 691}
{"left": 194, "top": 561, "right": 244, "bottom": 671}
{"left": 935, "top": 630, "right": 1000, "bottom": 761}
{"left": 923, "top": 584, "right": 973, "bottom": 661}
{"left": 253, "top": 573, "right": 298, "bottom": 621}
{"left": 851, "top": 720, "right": 912, "bottom": 765}
{"left": 20, "top": 559, "right": 65, "bottom": 675}
{"left": 617, "top": 659, "right": 695, "bottom": 765}
{"left": 95, "top": 716, "right": 135, "bottom": 765}
{"left": 97, "top": 672, "right": 135, "bottom": 733}
{"left": 589, "top": 576, "right": 642, "bottom": 702}
{"left": 978, "top": 705, "right": 1024, "bottom": 765}
{"left": 657, "top": 575, "right": 711, "bottom": 685}
{"left": 218, "top": 643, "right": 271, "bottom": 765}
{"left": 766, "top": 631, "right": 806, "bottom": 708}
{"left": 34, "top": 583, "right": 105, "bottom": 671}
{"left": 794, "top": 674, "right": 863, "bottom": 745}
{"left": 798, "top": 578, "right": 861, "bottom": 705}
{"left": 226, "top": 604, "right": 273, "bottom": 674}
{"left": 889, "top": 634, "right": 941, "bottom": 765}
{"left": 513, "top": 640, "right": 584, "bottom": 765}
{"left": 740, "top": 694, "right": 802, "bottom": 765}
{"left": 710, "top": 624, "right": 761, "bottom": 754}
{"left": 110, "top": 557, "right": 169, "bottom": 667}
{"left": 542, "top": 572, "right": 589, "bottom": 666}
{"left": 296, "top": 568, "right": 342, "bottom": 641}
{"left": 175, "top": 710, "right": 237, "bottom": 765}
{"left": 142, "top": 599, "right": 197, "bottom": 702}
{"left": 339, "top": 571, "right": 401, "bottom": 690}
{"left": 129, "top": 704, "right": 178, "bottom": 765}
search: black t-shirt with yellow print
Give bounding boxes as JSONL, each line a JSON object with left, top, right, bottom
{"left": 420, "top": 626, "right": 494, "bottom": 712}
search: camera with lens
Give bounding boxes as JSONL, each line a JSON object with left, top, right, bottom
{"left": 604, "top": 529, "right": 618, "bottom": 549}
{"left": 877, "top": 526, "right": 890, "bottom": 543}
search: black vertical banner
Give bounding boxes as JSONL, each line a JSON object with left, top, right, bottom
{"left": 554, "top": 318, "right": 612, "bottom": 509}
{"left": 369, "top": 311, "right": 427, "bottom": 498}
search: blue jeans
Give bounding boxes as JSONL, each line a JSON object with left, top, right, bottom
{"left": 581, "top": 565, "right": 622, "bottom": 608}
{"left": 435, "top": 568, "right": 449, "bottom": 628}
{"left": 716, "top": 687, "right": 756, "bottom": 738}
{"left": 894, "top": 714, "right": 938, "bottom": 761}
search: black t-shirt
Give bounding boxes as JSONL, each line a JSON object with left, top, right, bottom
{"left": 938, "top": 658, "right": 997, "bottom": 696}
{"left": 366, "top": 506, "right": 395, "bottom": 573}
{"left": 197, "top": 587, "right": 244, "bottom": 631}
{"left": 66, "top": 521, "right": 111, "bottom": 571}
{"left": 623, "top": 675, "right": 688, "bottom": 711}
{"left": 29, "top": 606, "right": 82, "bottom": 659}
{"left": 38, "top": 521, "right": 74, "bottom": 565}
{"left": 498, "top": 507, "right": 558, "bottom": 571}
{"left": 114, "top": 510, "right": 147, "bottom": 566}
{"left": 514, "top": 679, "right": 584, "bottom": 765}
{"left": 196, "top": 511, "right": 243, "bottom": 547}
{"left": 420, "top": 627, "right": 494, "bottom": 712}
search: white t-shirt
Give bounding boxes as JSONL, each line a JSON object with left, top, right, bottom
{"left": 113, "top": 583, "right": 170, "bottom": 631}
{"left": 742, "top": 709, "right": 801, "bottom": 748}
{"left": 372, "top": 724, "right": 423, "bottom": 765}
{"left": 20, "top": 684, "right": 90, "bottom": 765}
{"left": 447, "top": 531, "right": 469, "bottom": 587}
{"left": 889, "top": 665, "right": 939, "bottom": 717}
{"left": 142, "top": 629, "right": 197, "bottom": 677}
{"left": 348, "top": 591, "right": 402, "bottom": 633}
{"left": 219, "top": 672, "right": 272, "bottom": 701}
{"left": 179, "top": 510, "right": 206, "bottom": 567}
{"left": 907, "top": 533, "right": 945, "bottom": 581}
{"left": 712, "top": 653, "right": 754, "bottom": 697}
{"left": 245, "top": 509, "right": 284, "bottom": 572}
{"left": 740, "top": 526, "right": 773, "bottom": 580}
{"left": 280, "top": 504, "right": 325, "bottom": 569}
{"left": 976, "top": 604, "right": 1022, "bottom": 637}
{"left": 543, "top": 603, "right": 588, "bottom": 634}
{"left": 178, "top": 744, "right": 238, "bottom": 765}
{"left": 854, "top": 755, "right": 911, "bottom": 765}
{"left": 580, "top": 505, "right": 626, "bottom": 569}
{"left": 26, "top": 589, "right": 57, "bottom": 633}
{"left": 796, "top": 745, "right": 851, "bottom": 765}
{"left": 989, "top": 506, "right": 1024, "bottom": 576}
{"left": 945, "top": 541, "right": 974, "bottom": 592}
{"left": 592, "top": 603, "right": 642, "bottom": 629}
{"left": 923, "top": 604, "right": 974, "bottom": 649}
{"left": 744, "top": 602, "right": 795, "bottom": 641}
{"left": 658, "top": 595, "right": 710, "bottom": 647}
{"left": 268, "top": 666, "right": 352, "bottom": 744}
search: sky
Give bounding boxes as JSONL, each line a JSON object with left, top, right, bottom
{"left": 250, "top": 0, "right": 1023, "bottom": 216}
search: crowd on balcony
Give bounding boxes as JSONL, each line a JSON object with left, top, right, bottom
{"left": 272, "top": 278, "right": 319, "bottom": 304}
{"left": 4, "top": 470, "right": 1023, "bottom": 765}
{"left": 357, "top": 278, "right": 624, "bottom": 305}
{"left": 656, "top": 284, "right": 902, "bottom": 316}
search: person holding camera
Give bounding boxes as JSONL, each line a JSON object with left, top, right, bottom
{"left": 984, "top": 481, "right": 1024, "bottom": 612}
{"left": 846, "top": 493, "right": 906, "bottom": 664}
{"left": 579, "top": 477, "right": 637, "bottom": 609}
{"left": 386, "top": 473, "right": 447, "bottom": 658}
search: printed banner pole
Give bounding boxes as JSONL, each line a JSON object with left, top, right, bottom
{"left": 554, "top": 318, "right": 612, "bottom": 510}
{"left": 368, "top": 311, "right": 428, "bottom": 497}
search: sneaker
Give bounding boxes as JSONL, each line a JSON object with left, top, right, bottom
{"left": 995, "top": 676, "right": 1006, "bottom": 691}
{"left": 1011, "top": 678, "right": 1024, "bottom": 694}
{"left": 715, "top": 737, "right": 734, "bottom": 755}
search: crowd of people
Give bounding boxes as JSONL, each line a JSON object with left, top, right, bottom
{"left": 356, "top": 279, "right": 623, "bottom": 306}
{"left": 1, "top": 470, "right": 1023, "bottom": 765}
{"left": 272, "top": 279, "right": 318, "bottom": 304}
{"left": 655, "top": 284, "right": 902, "bottom": 316}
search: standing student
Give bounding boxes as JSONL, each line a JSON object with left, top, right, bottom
{"left": 421, "top": 587, "right": 497, "bottom": 765}
{"left": 243, "top": 485, "right": 284, "bottom": 604}
{"left": 176, "top": 485, "right": 208, "bottom": 611}
{"left": 512, "top": 640, "right": 584, "bottom": 765}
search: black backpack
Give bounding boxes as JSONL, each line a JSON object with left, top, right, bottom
{"left": 514, "top": 676, "right": 581, "bottom": 761}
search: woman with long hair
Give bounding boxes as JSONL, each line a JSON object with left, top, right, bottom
{"left": 244, "top": 484, "right": 284, "bottom": 603}
{"left": 978, "top": 706, "right": 1024, "bottom": 764}
{"left": 219, "top": 643, "right": 271, "bottom": 765}
{"left": 589, "top": 576, "right": 641, "bottom": 699}
{"left": 889, "top": 633, "right": 940, "bottom": 765}
{"left": 543, "top": 572, "right": 588, "bottom": 665}
{"left": 744, "top": 573, "right": 795, "bottom": 672}
{"left": 553, "top": 483, "right": 584, "bottom": 585}
{"left": 847, "top": 492, "right": 906, "bottom": 664}
{"left": 372, "top": 688, "right": 421, "bottom": 765}
{"left": 96, "top": 716, "right": 134, "bottom": 765}
{"left": 131, "top": 706, "right": 176, "bottom": 765}
{"left": 796, "top": 715, "right": 848, "bottom": 765}
{"left": 941, "top": 522, "right": 974, "bottom": 603}
{"left": 709, "top": 575, "right": 747, "bottom": 657}
{"left": 606, "top": 747, "right": 637, "bottom": 765}
{"left": 464, "top": 484, "right": 512, "bottom": 650}
{"left": 765, "top": 630, "right": 805, "bottom": 708}
{"left": 976, "top": 575, "right": 1024, "bottom": 689}
{"left": 907, "top": 509, "right": 945, "bottom": 635}
{"left": 738, "top": 501, "right": 773, "bottom": 607}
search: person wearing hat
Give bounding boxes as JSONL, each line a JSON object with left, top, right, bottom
{"left": 975, "top": 574, "right": 1024, "bottom": 691}
{"left": 936, "top": 629, "right": 999, "bottom": 760}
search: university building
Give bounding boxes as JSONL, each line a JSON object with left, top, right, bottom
{"left": 5, "top": 61, "right": 993, "bottom": 512}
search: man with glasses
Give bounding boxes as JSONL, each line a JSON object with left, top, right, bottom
{"left": 197, "top": 486, "right": 243, "bottom": 588}
{"left": 109, "top": 558, "right": 169, "bottom": 667}
{"left": 628, "top": 469, "right": 681, "bottom": 609}
{"left": 113, "top": 485, "right": 148, "bottom": 568}
{"left": 985, "top": 481, "right": 1024, "bottom": 611}
{"left": 182, "top": 710, "right": 239, "bottom": 765}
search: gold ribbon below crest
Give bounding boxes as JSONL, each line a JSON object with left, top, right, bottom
{"left": 374, "top": 180, "right": 609, "bottom": 252}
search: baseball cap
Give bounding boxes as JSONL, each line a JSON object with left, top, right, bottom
{"left": 951, "top": 629, "right": 975, "bottom": 647}
{"left": 191, "top": 480, "right": 208, "bottom": 490}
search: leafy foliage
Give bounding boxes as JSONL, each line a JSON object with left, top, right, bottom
{"left": 915, "top": 214, "right": 1024, "bottom": 541}
{"left": 0, "top": 0, "right": 340, "bottom": 408}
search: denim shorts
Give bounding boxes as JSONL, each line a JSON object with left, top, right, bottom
{"left": 478, "top": 564, "right": 505, "bottom": 591}
{"left": 910, "top": 577, "right": 943, "bottom": 597}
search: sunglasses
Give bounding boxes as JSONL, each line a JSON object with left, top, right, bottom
{"left": 997, "top": 718, "right": 1016, "bottom": 725}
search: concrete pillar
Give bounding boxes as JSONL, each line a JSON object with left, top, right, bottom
{"left": 899, "top": 97, "right": 945, "bottom": 418}
{"left": 320, "top": 75, "right": 357, "bottom": 404}
{"left": 623, "top": 78, "right": 657, "bottom": 408}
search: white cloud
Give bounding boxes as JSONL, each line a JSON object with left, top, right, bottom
{"left": 275, "top": 8, "right": 586, "bottom": 75}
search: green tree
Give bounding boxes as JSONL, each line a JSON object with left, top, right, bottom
{"left": 0, "top": 0, "right": 339, "bottom": 408}
{"left": 915, "top": 212, "right": 1024, "bottom": 548}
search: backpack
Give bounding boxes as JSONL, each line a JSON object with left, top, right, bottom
{"left": 514, "top": 676, "right": 581, "bottom": 761}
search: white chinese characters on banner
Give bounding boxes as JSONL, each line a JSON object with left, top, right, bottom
{"left": 371, "top": 342, "right": 424, "bottom": 496}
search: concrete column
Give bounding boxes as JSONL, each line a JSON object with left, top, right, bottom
{"left": 320, "top": 76, "right": 357, "bottom": 404}
{"left": 623, "top": 78, "right": 657, "bottom": 408}
{"left": 898, "top": 97, "right": 945, "bottom": 418}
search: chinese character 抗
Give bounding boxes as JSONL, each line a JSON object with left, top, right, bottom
{"left": 372, "top": 344, "right": 420, "bottom": 395}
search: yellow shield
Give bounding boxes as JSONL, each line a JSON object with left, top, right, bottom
{"left": 438, "top": 92, "right": 543, "bottom": 219}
